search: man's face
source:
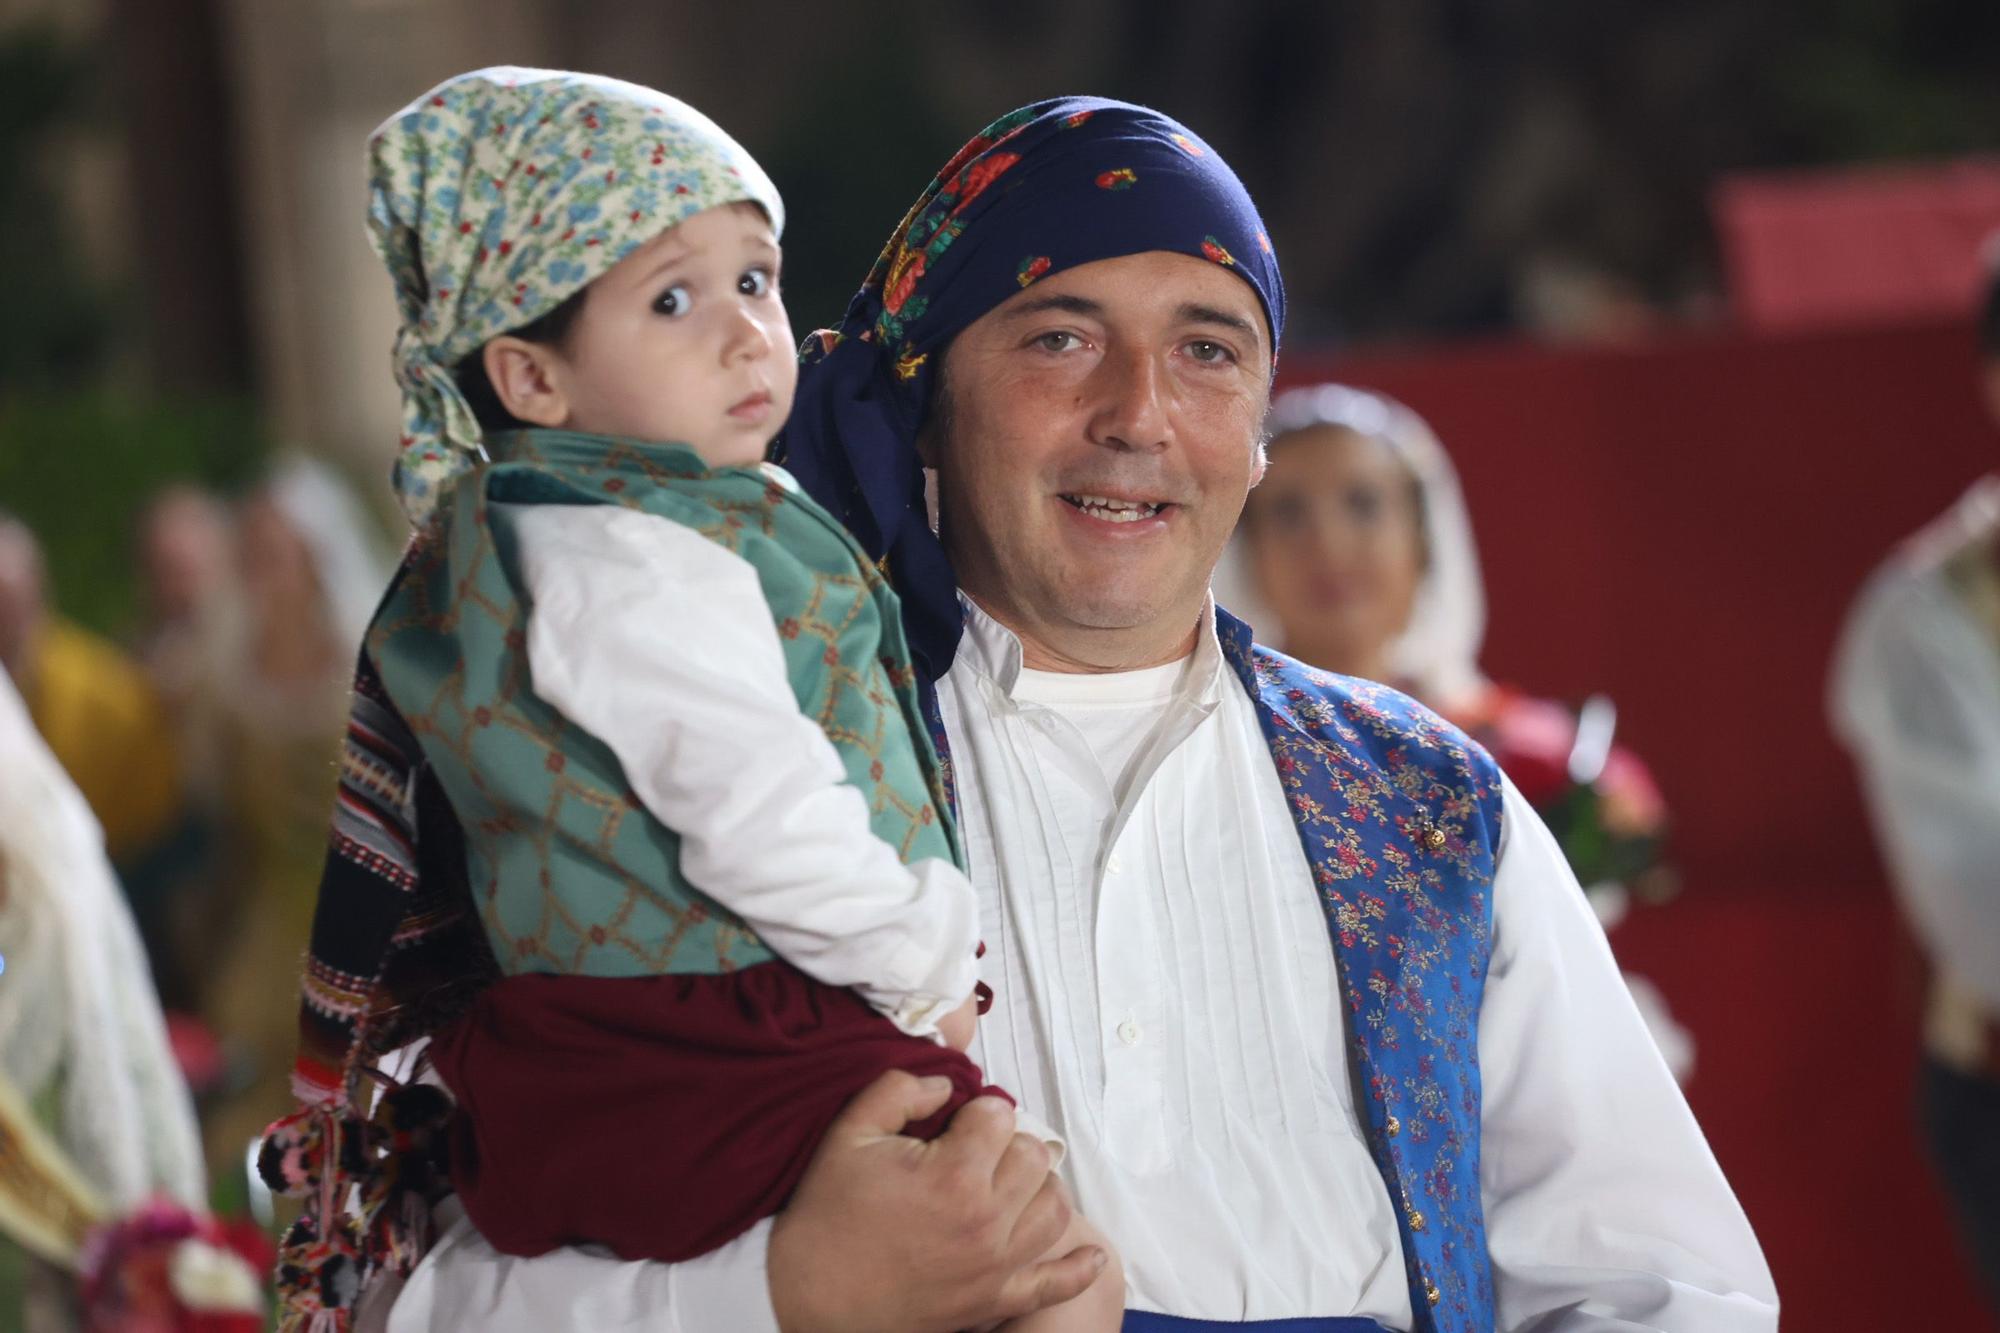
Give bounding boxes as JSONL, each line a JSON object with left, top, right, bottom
{"left": 140, "top": 489, "right": 233, "bottom": 623}
{"left": 928, "top": 251, "right": 1271, "bottom": 654}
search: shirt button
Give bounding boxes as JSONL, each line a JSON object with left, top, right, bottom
{"left": 1106, "top": 853, "right": 1125, "bottom": 875}
{"left": 1117, "top": 1019, "right": 1141, "bottom": 1045}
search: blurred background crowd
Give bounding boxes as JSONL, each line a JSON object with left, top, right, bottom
{"left": 1, "top": 0, "right": 1998, "bottom": 1328}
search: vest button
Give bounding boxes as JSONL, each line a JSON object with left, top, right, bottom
{"left": 1407, "top": 1209, "right": 1426, "bottom": 1232}
{"left": 1424, "top": 824, "right": 1447, "bottom": 850}
{"left": 1385, "top": 1114, "right": 1401, "bottom": 1138}
{"left": 1425, "top": 1280, "right": 1441, "bottom": 1305}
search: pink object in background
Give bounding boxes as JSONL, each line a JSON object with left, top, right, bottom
{"left": 1713, "top": 158, "right": 2000, "bottom": 333}
{"left": 162, "top": 1012, "right": 227, "bottom": 1098}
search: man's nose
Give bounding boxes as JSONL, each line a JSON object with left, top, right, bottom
{"left": 1086, "top": 344, "right": 1169, "bottom": 452}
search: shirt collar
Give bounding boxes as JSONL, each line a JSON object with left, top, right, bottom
{"left": 952, "top": 592, "right": 1229, "bottom": 706}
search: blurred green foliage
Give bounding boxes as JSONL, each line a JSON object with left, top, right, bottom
{"left": 0, "top": 25, "right": 111, "bottom": 385}
{"left": 0, "top": 393, "right": 266, "bottom": 636}
{"left": 0, "top": 23, "right": 266, "bottom": 641}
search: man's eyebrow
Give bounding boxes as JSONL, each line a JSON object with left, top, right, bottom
{"left": 1178, "top": 302, "right": 1261, "bottom": 343}
{"left": 999, "top": 293, "right": 1106, "bottom": 321}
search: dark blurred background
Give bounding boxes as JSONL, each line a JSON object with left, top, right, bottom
{"left": 3, "top": 0, "right": 1998, "bottom": 1327}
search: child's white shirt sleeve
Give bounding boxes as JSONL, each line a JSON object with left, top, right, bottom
{"left": 491, "top": 501, "right": 978, "bottom": 1037}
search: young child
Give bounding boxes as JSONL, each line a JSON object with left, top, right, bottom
{"left": 335, "top": 67, "right": 1119, "bottom": 1328}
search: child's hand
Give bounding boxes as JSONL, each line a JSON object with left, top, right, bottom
{"left": 939, "top": 995, "right": 980, "bottom": 1051}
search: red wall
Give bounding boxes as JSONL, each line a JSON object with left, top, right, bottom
{"left": 1290, "top": 318, "right": 1996, "bottom": 891}
{"left": 1287, "top": 320, "right": 2000, "bottom": 1329}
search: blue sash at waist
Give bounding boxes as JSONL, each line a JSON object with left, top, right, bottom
{"left": 1122, "top": 1315, "right": 1394, "bottom": 1333}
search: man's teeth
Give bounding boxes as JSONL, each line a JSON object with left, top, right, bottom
{"left": 1063, "top": 494, "right": 1163, "bottom": 523}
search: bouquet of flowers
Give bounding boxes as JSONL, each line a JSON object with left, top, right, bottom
{"left": 1446, "top": 686, "right": 1672, "bottom": 906}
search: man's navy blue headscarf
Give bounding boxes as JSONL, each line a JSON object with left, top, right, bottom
{"left": 780, "top": 95, "right": 1286, "bottom": 682}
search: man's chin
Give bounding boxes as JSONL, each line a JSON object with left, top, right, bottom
{"left": 1042, "top": 582, "right": 1191, "bottom": 635}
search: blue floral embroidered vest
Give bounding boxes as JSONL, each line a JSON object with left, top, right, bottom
{"left": 926, "top": 606, "right": 1503, "bottom": 1333}
{"left": 1221, "top": 609, "right": 1501, "bottom": 1331}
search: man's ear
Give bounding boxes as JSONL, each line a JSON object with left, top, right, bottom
{"left": 484, "top": 336, "right": 570, "bottom": 428}
{"left": 1248, "top": 436, "right": 1269, "bottom": 488}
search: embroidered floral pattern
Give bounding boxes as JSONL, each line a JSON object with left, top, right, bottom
{"left": 1218, "top": 611, "right": 1502, "bottom": 1333}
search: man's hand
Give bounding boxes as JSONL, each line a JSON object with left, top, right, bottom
{"left": 767, "top": 1072, "right": 1104, "bottom": 1333}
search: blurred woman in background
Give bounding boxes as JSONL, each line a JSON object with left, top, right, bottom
{"left": 1223, "top": 382, "right": 1689, "bottom": 1075}
{"left": 131, "top": 486, "right": 244, "bottom": 1016}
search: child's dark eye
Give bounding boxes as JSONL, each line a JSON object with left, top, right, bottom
{"left": 653, "top": 284, "right": 692, "bottom": 317}
{"left": 739, "top": 267, "right": 774, "bottom": 298}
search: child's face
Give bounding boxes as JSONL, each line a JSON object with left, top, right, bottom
{"left": 530, "top": 202, "right": 795, "bottom": 466}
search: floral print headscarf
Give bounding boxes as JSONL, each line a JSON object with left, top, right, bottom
{"left": 367, "top": 66, "right": 784, "bottom": 525}
{"left": 779, "top": 96, "right": 1285, "bottom": 681}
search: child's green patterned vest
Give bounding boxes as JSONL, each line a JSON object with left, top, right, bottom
{"left": 367, "top": 429, "right": 960, "bottom": 978}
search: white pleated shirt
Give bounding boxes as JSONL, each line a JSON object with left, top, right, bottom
{"left": 387, "top": 506, "right": 1779, "bottom": 1333}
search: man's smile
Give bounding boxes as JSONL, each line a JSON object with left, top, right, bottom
{"left": 1058, "top": 492, "right": 1170, "bottom": 524}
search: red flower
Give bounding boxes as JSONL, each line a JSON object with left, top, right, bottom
{"left": 1200, "top": 236, "right": 1237, "bottom": 267}
{"left": 1065, "top": 110, "right": 1096, "bottom": 128}
{"left": 951, "top": 151, "right": 1022, "bottom": 215}
{"left": 1171, "top": 132, "right": 1205, "bottom": 157}
{"left": 1016, "top": 255, "right": 1052, "bottom": 288}
{"left": 935, "top": 134, "right": 997, "bottom": 186}
{"left": 883, "top": 247, "right": 927, "bottom": 315}
{"left": 1095, "top": 167, "right": 1137, "bottom": 191}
